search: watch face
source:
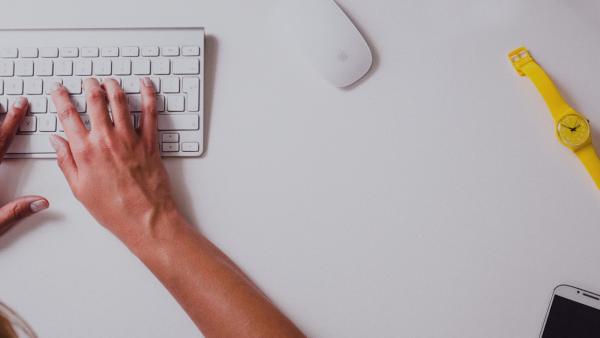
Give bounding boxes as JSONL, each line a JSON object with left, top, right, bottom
{"left": 557, "top": 114, "right": 591, "bottom": 147}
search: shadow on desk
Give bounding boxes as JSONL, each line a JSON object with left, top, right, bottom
{"left": 201, "top": 35, "right": 219, "bottom": 157}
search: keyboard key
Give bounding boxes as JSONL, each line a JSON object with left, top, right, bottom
{"left": 6, "top": 134, "right": 55, "bottom": 154}
{"left": 38, "top": 115, "right": 57, "bottom": 132}
{"left": 181, "top": 142, "right": 200, "bottom": 152}
{"left": 132, "top": 59, "right": 151, "bottom": 75}
{"left": 44, "top": 78, "right": 63, "bottom": 94}
{"left": 49, "top": 99, "right": 57, "bottom": 113}
{"left": 149, "top": 76, "right": 160, "bottom": 92}
{"left": 113, "top": 59, "right": 131, "bottom": 75}
{"left": 72, "top": 95, "right": 86, "bottom": 112}
{"left": 74, "top": 59, "right": 93, "bottom": 76}
{"left": 162, "top": 133, "right": 179, "bottom": 142}
{"left": 122, "top": 77, "right": 140, "bottom": 93}
{"left": 5, "top": 78, "right": 23, "bottom": 94}
{"left": 93, "top": 59, "right": 112, "bottom": 75}
{"left": 8, "top": 96, "right": 20, "bottom": 107}
{"left": 19, "top": 116, "right": 36, "bottom": 132}
{"left": 141, "top": 46, "right": 159, "bottom": 57}
{"left": 182, "top": 46, "right": 200, "bottom": 56}
{"left": 161, "top": 46, "right": 179, "bottom": 56}
{"left": 157, "top": 95, "right": 165, "bottom": 111}
{"left": 182, "top": 77, "right": 200, "bottom": 112}
{"left": 0, "top": 61, "right": 14, "bottom": 77}
{"left": 24, "top": 78, "right": 43, "bottom": 94}
{"left": 39, "top": 47, "right": 59, "bottom": 58}
{"left": 60, "top": 47, "right": 79, "bottom": 58}
{"left": 151, "top": 59, "right": 170, "bottom": 75}
{"left": 20, "top": 48, "right": 38, "bottom": 58}
{"left": 172, "top": 59, "right": 200, "bottom": 75}
{"left": 15, "top": 60, "right": 34, "bottom": 76}
{"left": 0, "top": 48, "right": 18, "bottom": 58}
{"left": 55, "top": 59, "right": 73, "bottom": 76}
{"left": 121, "top": 46, "right": 139, "bottom": 57}
{"left": 162, "top": 143, "right": 179, "bottom": 152}
{"left": 34, "top": 59, "right": 53, "bottom": 76}
{"left": 133, "top": 113, "right": 140, "bottom": 128}
{"left": 166, "top": 95, "right": 185, "bottom": 112}
{"left": 162, "top": 77, "right": 179, "bottom": 93}
{"left": 127, "top": 94, "right": 142, "bottom": 112}
{"left": 158, "top": 114, "right": 199, "bottom": 130}
{"left": 101, "top": 46, "right": 119, "bottom": 57}
{"left": 162, "top": 133, "right": 179, "bottom": 143}
{"left": 63, "top": 78, "right": 82, "bottom": 94}
{"left": 81, "top": 47, "right": 99, "bottom": 57}
{"left": 28, "top": 96, "right": 47, "bottom": 113}
{"left": 0, "top": 80, "right": 3, "bottom": 94}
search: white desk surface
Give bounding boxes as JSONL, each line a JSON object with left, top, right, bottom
{"left": 1, "top": 0, "right": 600, "bottom": 337}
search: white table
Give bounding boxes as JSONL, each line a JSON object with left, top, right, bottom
{"left": 2, "top": 0, "right": 600, "bottom": 337}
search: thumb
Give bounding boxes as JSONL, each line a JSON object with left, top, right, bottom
{"left": 0, "top": 196, "right": 49, "bottom": 236}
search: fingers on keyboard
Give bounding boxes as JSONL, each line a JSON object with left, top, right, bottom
{"left": 51, "top": 85, "right": 88, "bottom": 141}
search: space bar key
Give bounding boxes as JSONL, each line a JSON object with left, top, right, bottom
{"left": 6, "top": 135, "right": 55, "bottom": 154}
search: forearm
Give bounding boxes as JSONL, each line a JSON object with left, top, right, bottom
{"left": 127, "top": 212, "right": 305, "bottom": 338}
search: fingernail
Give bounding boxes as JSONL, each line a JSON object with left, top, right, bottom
{"left": 14, "top": 97, "right": 27, "bottom": 109}
{"left": 141, "top": 77, "right": 153, "bottom": 87}
{"left": 30, "top": 199, "right": 49, "bottom": 213}
{"left": 49, "top": 82, "right": 62, "bottom": 93}
{"left": 49, "top": 135, "right": 61, "bottom": 152}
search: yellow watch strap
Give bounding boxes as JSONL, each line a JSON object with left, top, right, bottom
{"left": 509, "top": 47, "right": 570, "bottom": 121}
{"left": 576, "top": 144, "right": 600, "bottom": 189}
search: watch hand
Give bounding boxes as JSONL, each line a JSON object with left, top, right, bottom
{"left": 561, "top": 123, "right": 575, "bottom": 132}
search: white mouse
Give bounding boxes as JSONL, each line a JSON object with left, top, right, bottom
{"left": 274, "top": 0, "right": 373, "bottom": 88}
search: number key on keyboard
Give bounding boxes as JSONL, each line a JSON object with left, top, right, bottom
{"left": 34, "top": 60, "right": 53, "bottom": 76}
{"left": 74, "top": 59, "right": 92, "bottom": 76}
{"left": 113, "top": 59, "right": 131, "bottom": 75}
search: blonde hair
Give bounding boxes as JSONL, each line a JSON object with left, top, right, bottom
{"left": 0, "top": 302, "right": 36, "bottom": 338}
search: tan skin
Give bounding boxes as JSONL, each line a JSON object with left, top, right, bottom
{"left": 0, "top": 78, "right": 305, "bottom": 338}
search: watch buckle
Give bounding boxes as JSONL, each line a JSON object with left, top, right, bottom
{"left": 508, "top": 47, "right": 533, "bottom": 76}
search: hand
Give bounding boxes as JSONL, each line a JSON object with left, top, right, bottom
{"left": 0, "top": 98, "right": 49, "bottom": 236}
{"left": 49, "top": 78, "right": 178, "bottom": 246}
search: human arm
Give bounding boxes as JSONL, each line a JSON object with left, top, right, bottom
{"left": 0, "top": 97, "right": 49, "bottom": 236}
{"left": 49, "top": 78, "right": 305, "bottom": 338}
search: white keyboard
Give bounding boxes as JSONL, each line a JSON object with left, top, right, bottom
{"left": 0, "top": 28, "right": 205, "bottom": 158}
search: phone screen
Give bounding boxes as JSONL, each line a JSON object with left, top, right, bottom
{"left": 542, "top": 295, "right": 600, "bottom": 337}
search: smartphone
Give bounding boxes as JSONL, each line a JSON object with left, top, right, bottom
{"left": 540, "top": 284, "right": 600, "bottom": 337}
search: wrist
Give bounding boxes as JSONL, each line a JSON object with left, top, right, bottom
{"left": 122, "top": 203, "right": 191, "bottom": 257}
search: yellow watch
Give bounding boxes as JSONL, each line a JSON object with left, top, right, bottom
{"left": 509, "top": 46, "right": 600, "bottom": 189}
